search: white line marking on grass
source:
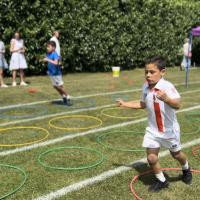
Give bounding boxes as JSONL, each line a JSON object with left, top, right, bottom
{"left": 180, "top": 89, "right": 200, "bottom": 94}
{"left": 0, "top": 89, "right": 199, "bottom": 128}
{"left": 0, "top": 105, "right": 199, "bottom": 157}
{"left": 34, "top": 133, "right": 200, "bottom": 200}
{"left": 0, "top": 88, "right": 141, "bottom": 110}
{"left": 0, "top": 81, "right": 199, "bottom": 110}
{"left": 0, "top": 103, "right": 115, "bottom": 127}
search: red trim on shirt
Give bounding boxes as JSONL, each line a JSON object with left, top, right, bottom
{"left": 153, "top": 94, "right": 164, "bottom": 132}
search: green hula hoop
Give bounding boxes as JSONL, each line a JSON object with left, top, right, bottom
{"left": 38, "top": 146, "right": 105, "bottom": 171}
{"left": 0, "top": 164, "right": 27, "bottom": 199}
{"left": 101, "top": 107, "right": 145, "bottom": 119}
{"left": 185, "top": 112, "right": 200, "bottom": 122}
{"left": 97, "top": 131, "right": 145, "bottom": 152}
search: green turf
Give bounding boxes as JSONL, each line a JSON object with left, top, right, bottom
{"left": 0, "top": 68, "right": 199, "bottom": 200}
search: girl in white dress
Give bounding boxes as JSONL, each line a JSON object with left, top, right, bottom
{"left": 9, "top": 32, "right": 28, "bottom": 86}
{"left": 0, "top": 35, "right": 8, "bottom": 87}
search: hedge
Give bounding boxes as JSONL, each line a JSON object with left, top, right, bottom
{"left": 0, "top": 0, "right": 199, "bottom": 74}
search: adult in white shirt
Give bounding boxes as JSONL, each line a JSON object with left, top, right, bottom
{"left": 181, "top": 38, "right": 191, "bottom": 70}
{"left": 50, "top": 31, "right": 61, "bottom": 57}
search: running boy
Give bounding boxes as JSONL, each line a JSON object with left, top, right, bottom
{"left": 117, "top": 56, "right": 192, "bottom": 192}
{"left": 44, "top": 41, "right": 72, "bottom": 106}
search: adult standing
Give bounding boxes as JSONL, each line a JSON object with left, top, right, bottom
{"left": 180, "top": 38, "right": 191, "bottom": 71}
{"left": 9, "top": 32, "right": 28, "bottom": 86}
{"left": 0, "top": 34, "right": 8, "bottom": 87}
{"left": 50, "top": 31, "right": 61, "bottom": 57}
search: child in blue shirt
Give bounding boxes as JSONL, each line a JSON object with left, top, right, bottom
{"left": 44, "top": 41, "right": 72, "bottom": 106}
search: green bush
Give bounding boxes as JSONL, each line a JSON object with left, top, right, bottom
{"left": 0, "top": 0, "right": 199, "bottom": 74}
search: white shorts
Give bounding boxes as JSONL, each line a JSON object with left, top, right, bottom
{"left": 49, "top": 75, "right": 64, "bottom": 86}
{"left": 142, "top": 129, "right": 181, "bottom": 152}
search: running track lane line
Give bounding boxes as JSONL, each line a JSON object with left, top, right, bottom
{"left": 33, "top": 130, "right": 200, "bottom": 200}
{"left": 0, "top": 88, "right": 141, "bottom": 110}
{"left": 0, "top": 89, "right": 199, "bottom": 127}
{"left": 0, "top": 81, "right": 199, "bottom": 110}
{"left": 0, "top": 104, "right": 199, "bottom": 157}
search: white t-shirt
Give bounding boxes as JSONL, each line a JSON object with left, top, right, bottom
{"left": 141, "top": 78, "right": 180, "bottom": 138}
{"left": 0, "top": 41, "right": 5, "bottom": 54}
{"left": 50, "top": 36, "right": 61, "bottom": 56}
{"left": 183, "top": 42, "right": 191, "bottom": 56}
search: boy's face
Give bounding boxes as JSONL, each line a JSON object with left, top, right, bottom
{"left": 47, "top": 45, "right": 55, "bottom": 53}
{"left": 145, "top": 63, "right": 165, "bottom": 86}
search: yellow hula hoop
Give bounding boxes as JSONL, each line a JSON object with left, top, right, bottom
{"left": 101, "top": 107, "right": 145, "bottom": 119}
{"left": 0, "top": 126, "right": 49, "bottom": 147}
{"left": 49, "top": 115, "right": 103, "bottom": 131}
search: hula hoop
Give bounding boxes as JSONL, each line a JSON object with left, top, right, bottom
{"left": 51, "top": 98, "right": 96, "bottom": 109}
{"left": 130, "top": 168, "right": 200, "bottom": 200}
{"left": 0, "top": 105, "right": 48, "bottom": 119}
{"left": 49, "top": 115, "right": 103, "bottom": 131}
{"left": 0, "top": 164, "right": 27, "bottom": 199}
{"left": 185, "top": 112, "right": 200, "bottom": 122}
{"left": 38, "top": 146, "right": 105, "bottom": 171}
{"left": 101, "top": 107, "right": 145, "bottom": 119}
{"left": 0, "top": 126, "right": 49, "bottom": 147}
{"left": 97, "top": 131, "right": 145, "bottom": 152}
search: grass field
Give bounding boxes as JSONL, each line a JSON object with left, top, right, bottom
{"left": 0, "top": 68, "right": 200, "bottom": 200}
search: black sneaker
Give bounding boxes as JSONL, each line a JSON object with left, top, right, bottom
{"left": 182, "top": 168, "right": 192, "bottom": 185}
{"left": 63, "top": 98, "right": 73, "bottom": 106}
{"left": 63, "top": 97, "right": 67, "bottom": 104}
{"left": 148, "top": 179, "right": 169, "bottom": 192}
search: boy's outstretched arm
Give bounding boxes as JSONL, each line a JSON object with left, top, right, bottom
{"left": 43, "top": 58, "right": 59, "bottom": 65}
{"left": 116, "top": 100, "right": 146, "bottom": 109}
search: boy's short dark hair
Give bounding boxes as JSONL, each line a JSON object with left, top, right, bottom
{"left": 47, "top": 40, "right": 56, "bottom": 48}
{"left": 145, "top": 56, "right": 166, "bottom": 70}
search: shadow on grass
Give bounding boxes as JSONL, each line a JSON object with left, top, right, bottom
{"left": 113, "top": 161, "right": 182, "bottom": 186}
{"left": 51, "top": 100, "right": 65, "bottom": 106}
{"left": 51, "top": 99, "right": 96, "bottom": 109}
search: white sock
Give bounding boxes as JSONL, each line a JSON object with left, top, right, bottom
{"left": 62, "top": 95, "right": 67, "bottom": 98}
{"left": 155, "top": 172, "right": 166, "bottom": 182}
{"left": 182, "top": 160, "right": 189, "bottom": 170}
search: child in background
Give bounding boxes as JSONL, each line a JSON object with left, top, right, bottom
{"left": 117, "top": 56, "right": 192, "bottom": 192}
{"left": 43, "top": 41, "right": 72, "bottom": 106}
{"left": 0, "top": 35, "right": 8, "bottom": 87}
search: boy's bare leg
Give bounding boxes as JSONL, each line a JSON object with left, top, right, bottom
{"left": 170, "top": 150, "right": 192, "bottom": 184}
{"left": 146, "top": 148, "right": 169, "bottom": 192}
{"left": 53, "top": 85, "right": 67, "bottom": 96}
{"left": 170, "top": 151, "right": 187, "bottom": 165}
{"left": 53, "top": 85, "right": 72, "bottom": 105}
{"left": 147, "top": 148, "right": 161, "bottom": 174}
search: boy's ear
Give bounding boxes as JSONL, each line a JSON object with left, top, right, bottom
{"left": 161, "top": 69, "right": 166, "bottom": 76}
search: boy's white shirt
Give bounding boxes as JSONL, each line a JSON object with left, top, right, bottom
{"left": 141, "top": 78, "right": 181, "bottom": 139}
{"left": 50, "top": 36, "right": 61, "bottom": 56}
